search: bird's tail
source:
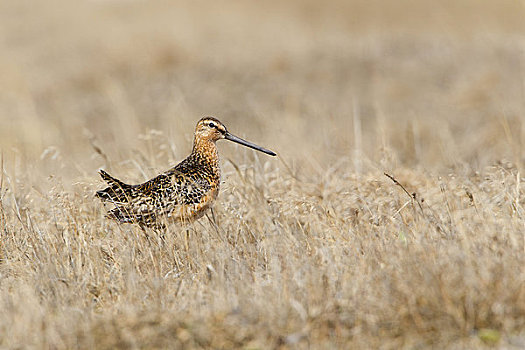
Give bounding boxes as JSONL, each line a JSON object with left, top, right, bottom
{"left": 95, "top": 169, "right": 133, "bottom": 204}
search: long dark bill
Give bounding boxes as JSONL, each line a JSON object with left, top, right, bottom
{"left": 225, "top": 132, "right": 277, "bottom": 156}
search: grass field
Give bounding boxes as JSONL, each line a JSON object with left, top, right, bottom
{"left": 1, "top": 0, "right": 524, "bottom": 348}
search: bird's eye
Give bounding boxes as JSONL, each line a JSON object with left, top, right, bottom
{"left": 209, "top": 122, "right": 215, "bottom": 128}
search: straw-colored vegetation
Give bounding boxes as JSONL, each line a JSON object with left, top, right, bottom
{"left": 1, "top": 0, "right": 524, "bottom": 348}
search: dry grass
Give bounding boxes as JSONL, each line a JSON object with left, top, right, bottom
{"left": 1, "top": 0, "right": 525, "bottom": 348}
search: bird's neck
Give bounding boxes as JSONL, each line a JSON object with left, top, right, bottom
{"left": 192, "top": 138, "right": 220, "bottom": 175}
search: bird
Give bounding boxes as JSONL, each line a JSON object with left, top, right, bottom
{"left": 96, "top": 117, "right": 276, "bottom": 229}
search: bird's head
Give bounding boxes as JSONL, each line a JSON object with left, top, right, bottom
{"left": 195, "top": 117, "right": 228, "bottom": 142}
{"left": 194, "top": 116, "right": 276, "bottom": 156}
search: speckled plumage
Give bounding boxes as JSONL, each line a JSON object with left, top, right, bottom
{"left": 96, "top": 117, "right": 276, "bottom": 228}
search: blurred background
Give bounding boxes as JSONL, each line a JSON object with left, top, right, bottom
{"left": 1, "top": 0, "right": 524, "bottom": 183}
{"left": 1, "top": 3, "right": 524, "bottom": 348}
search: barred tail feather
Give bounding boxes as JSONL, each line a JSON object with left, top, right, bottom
{"left": 96, "top": 170, "right": 133, "bottom": 203}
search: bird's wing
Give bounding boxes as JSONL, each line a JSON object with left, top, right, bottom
{"left": 125, "top": 170, "right": 212, "bottom": 217}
